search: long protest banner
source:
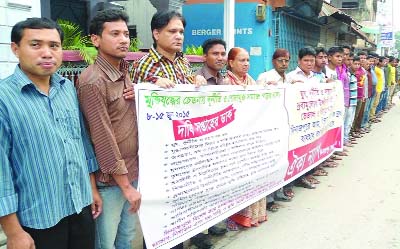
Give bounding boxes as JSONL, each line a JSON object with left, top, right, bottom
{"left": 135, "top": 81, "right": 344, "bottom": 249}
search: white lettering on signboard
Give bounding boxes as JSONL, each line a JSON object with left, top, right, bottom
{"left": 192, "top": 29, "right": 222, "bottom": 36}
{"left": 234, "top": 28, "right": 253, "bottom": 35}
{"left": 191, "top": 28, "right": 254, "bottom": 36}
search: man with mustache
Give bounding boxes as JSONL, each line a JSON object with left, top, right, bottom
{"left": 189, "top": 38, "right": 228, "bottom": 249}
{"left": 257, "top": 48, "right": 291, "bottom": 85}
{"left": 0, "top": 17, "right": 99, "bottom": 249}
{"left": 76, "top": 9, "right": 140, "bottom": 249}
{"left": 131, "top": 10, "right": 206, "bottom": 87}
{"left": 196, "top": 38, "right": 227, "bottom": 85}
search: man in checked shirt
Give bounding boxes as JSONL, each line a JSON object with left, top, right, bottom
{"left": 131, "top": 10, "right": 206, "bottom": 87}
{"left": 131, "top": 10, "right": 206, "bottom": 249}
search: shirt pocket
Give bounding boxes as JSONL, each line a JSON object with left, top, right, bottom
{"left": 60, "top": 109, "right": 81, "bottom": 139}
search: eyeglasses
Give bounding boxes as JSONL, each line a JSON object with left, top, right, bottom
{"left": 275, "top": 59, "right": 290, "bottom": 64}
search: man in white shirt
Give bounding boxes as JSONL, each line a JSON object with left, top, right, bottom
{"left": 325, "top": 46, "right": 344, "bottom": 80}
{"left": 286, "top": 46, "right": 320, "bottom": 189}
{"left": 287, "top": 46, "right": 319, "bottom": 85}
{"left": 257, "top": 48, "right": 290, "bottom": 85}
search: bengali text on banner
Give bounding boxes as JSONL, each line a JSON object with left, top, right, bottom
{"left": 135, "top": 82, "right": 344, "bottom": 249}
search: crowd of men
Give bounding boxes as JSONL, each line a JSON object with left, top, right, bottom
{"left": 0, "top": 7, "right": 399, "bottom": 249}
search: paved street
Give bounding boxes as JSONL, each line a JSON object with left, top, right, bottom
{"left": 210, "top": 99, "right": 400, "bottom": 249}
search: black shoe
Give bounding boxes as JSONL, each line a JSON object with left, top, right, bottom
{"left": 190, "top": 233, "right": 213, "bottom": 249}
{"left": 208, "top": 225, "right": 227, "bottom": 236}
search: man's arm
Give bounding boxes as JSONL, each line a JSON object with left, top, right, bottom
{"left": 0, "top": 214, "right": 35, "bottom": 249}
{"left": 0, "top": 111, "right": 34, "bottom": 248}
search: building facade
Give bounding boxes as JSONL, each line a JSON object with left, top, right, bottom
{"left": 0, "top": 0, "right": 41, "bottom": 79}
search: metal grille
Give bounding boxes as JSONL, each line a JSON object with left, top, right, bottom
{"left": 274, "top": 11, "right": 321, "bottom": 71}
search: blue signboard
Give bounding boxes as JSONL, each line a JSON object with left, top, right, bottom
{"left": 381, "top": 32, "right": 393, "bottom": 40}
{"left": 183, "top": 2, "right": 274, "bottom": 78}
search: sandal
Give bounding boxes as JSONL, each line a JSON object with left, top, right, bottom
{"left": 331, "top": 155, "right": 342, "bottom": 160}
{"left": 284, "top": 188, "right": 294, "bottom": 198}
{"left": 226, "top": 218, "right": 239, "bottom": 231}
{"left": 335, "top": 151, "right": 348, "bottom": 156}
{"left": 313, "top": 169, "right": 328, "bottom": 176}
{"left": 306, "top": 175, "right": 320, "bottom": 184}
{"left": 294, "top": 177, "right": 316, "bottom": 189}
{"left": 322, "top": 161, "right": 338, "bottom": 168}
{"left": 275, "top": 195, "right": 292, "bottom": 202}
{"left": 266, "top": 202, "right": 279, "bottom": 212}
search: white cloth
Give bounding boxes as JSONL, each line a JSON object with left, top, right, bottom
{"left": 257, "top": 69, "right": 287, "bottom": 85}
{"left": 286, "top": 67, "right": 319, "bottom": 84}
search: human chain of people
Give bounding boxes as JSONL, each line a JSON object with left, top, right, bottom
{"left": 0, "top": 5, "right": 398, "bottom": 249}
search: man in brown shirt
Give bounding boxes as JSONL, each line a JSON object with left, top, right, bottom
{"left": 191, "top": 38, "right": 228, "bottom": 249}
{"left": 76, "top": 9, "right": 140, "bottom": 249}
{"left": 195, "top": 38, "right": 226, "bottom": 85}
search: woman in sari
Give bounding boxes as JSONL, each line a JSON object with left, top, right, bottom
{"left": 224, "top": 47, "right": 267, "bottom": 229}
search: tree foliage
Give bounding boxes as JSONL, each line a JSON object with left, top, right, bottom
{"left": 57, "top": 19, "right": 97, "bottom": 64}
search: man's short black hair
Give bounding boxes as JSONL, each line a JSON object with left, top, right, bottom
{"left": 315, "top": 47, "right": 327, "bottom": 55}
{"left": 151, "top": 10, "right": 185, "bottom": 47}
{"left": 357, "top": 51, "right": 368, "bottom": 57}
{"left": 353, "top": 56, "right": 361, "bottom": 61}
{"left": 368, "top": 52, "right": 378, "bottom": 58}
{"left": 89, "top": 9, "right": 129, "bottom": 36}
{"left": 341, "top": 45, "right": 352, "bottom": 51}
{"left": 298, "top": 46, "right": 316, "bottom": 59}
{"left": 11, "top": 17, "right": 63, "bottom": 45}
{"left": 327, "top": 46, "right": 344, "bottom": 56}
{"left": 202, "top": 38, "right": 226, "bottom": 55}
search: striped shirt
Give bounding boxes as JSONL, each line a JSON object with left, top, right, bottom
{"left": 77, "top": 55, "right": 138, "bottom": 185}
{"left": 349, "top": 73, "right": 358, "bottom": 106}
{"left": 0, "top": 66, "right": 98, "bottom": 229}
{"left": 131, "top": 46, "right": 194, "bottom": 84}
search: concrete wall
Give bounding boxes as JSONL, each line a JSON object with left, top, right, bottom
{"left": 0, "top": 0, "right": 41, "bottom": 79}
{"left": 120, "top": 0, "right": 157, "bottom": 49}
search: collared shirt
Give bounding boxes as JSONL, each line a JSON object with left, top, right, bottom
{"left": 355, "top": 67, "right": 366, "bottom": 99}
{"left": 349, "top": 72, "right": 358, "bottom": 106}
{"left": 364, "top": 69, "right": 373, "bottom": 98}
{"left": 0, "top": 66, "right": 98, "bottom": 229}
{"left": 131, "top": 46, "right": 194, "bottom": 84}
{"left": 257, "top": 69, "right": 287, "bottom": 85}
{"left": 336, "top": 64, "right": 350, "bottom": 107}
{"left": 312, "top": 71, "right": 326, "bottom": 83}
{"left": 77, "top": 55, "right": 138, "bottom": 186}
{"left": 387, "top": 64, "right": 396, "bottom": 86}
{"left": 286, "top": 67, "right": 320, "bottom": 84}
{"left": 195, "top": 64, "right": 224, "bottom": 85}
{"left": 325, "top": 66, "right": 338, "bottom": 80}
{"left": 375, "top": 66, "right": 385, "bottom": 93}
{"left": 370, "top": 66, "right": 377, "bottom": 85}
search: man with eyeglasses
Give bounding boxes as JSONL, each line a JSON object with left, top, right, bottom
{"left": 257, "top": 48, "right": 290, "bottom": 85}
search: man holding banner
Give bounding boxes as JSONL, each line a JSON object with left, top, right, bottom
{"left": 77, "top": 9, "right": 141, "bottom": 249}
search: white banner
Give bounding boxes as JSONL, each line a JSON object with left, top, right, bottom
{"left": 135, "top": 82, "right": 343, "bottom": 249}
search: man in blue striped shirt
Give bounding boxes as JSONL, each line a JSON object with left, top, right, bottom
{"left": 0, "top": 18, "right": 100, "bottom": 249}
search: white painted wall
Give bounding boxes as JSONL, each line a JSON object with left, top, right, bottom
{"left": 121, "top": 0, "right": 157, "bottom": 49}
{"left": 0, "top": 0, "right": 41, "bottom": 79}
